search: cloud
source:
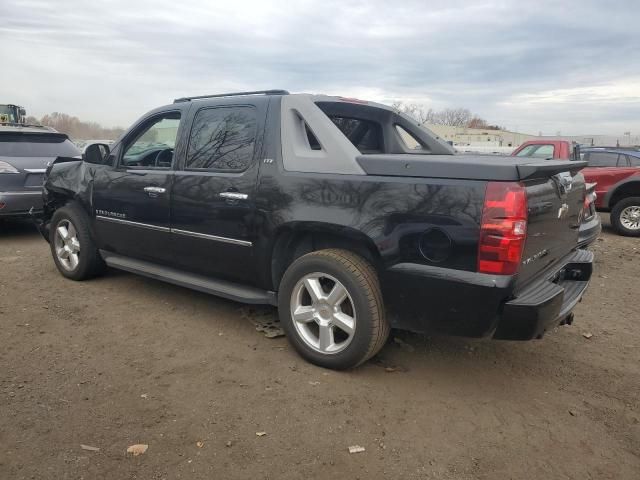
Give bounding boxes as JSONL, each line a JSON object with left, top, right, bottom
{"left": 1, "top": 0, "right": 639, "bottom": 134}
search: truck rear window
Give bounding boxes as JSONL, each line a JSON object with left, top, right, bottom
{"left": 0, "top": 134, "right": 79, "bottom": 157}
{"left": 327, "top": 116, "right": 383, "bottom": 154}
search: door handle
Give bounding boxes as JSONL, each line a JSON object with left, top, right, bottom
{"left": 219, "top": 191, "right": 248, "bottom": 200}
{"left": 144, "top": 186, "right": 166, "bottom": 194}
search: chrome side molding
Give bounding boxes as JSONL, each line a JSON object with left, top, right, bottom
{"left": 95, "top": 215, "right": 171, "bottom": 232}
{"left": 95, "top": 216, "right": 252, "bottom": 246}
{"left": 171, "top": 228, "right": 252, "bottom": 246}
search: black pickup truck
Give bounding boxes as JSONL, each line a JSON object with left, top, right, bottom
{"left": 37, "top": 90, "right": 593, "bottom": 369}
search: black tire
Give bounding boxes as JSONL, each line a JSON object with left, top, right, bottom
{"left": 49, "top": 202, "right": 106, "bottom": 280}
{"left": 611, "top": 197, "right": 640, "bottom": 237}
{"left": 278, "top": 249, "right": 389, "bottom": 370}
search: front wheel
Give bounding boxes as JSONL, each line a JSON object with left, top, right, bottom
{"left": 611, "top": 197, "right": 640, "bottom": 237}
{"left": 49, "top": 203, "right": 106, "bottom": 280}
{"left": 278, "top": 249, "right": 389, "bottom": 370}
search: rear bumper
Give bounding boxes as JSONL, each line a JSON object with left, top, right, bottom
{"left": 0, "top": 189, "right": 43, "bottom": 217}
{"left": 577, "top": 213, "right": 601, "bottom": 248}
{"left": 382, "top": 249, "right": 593, "bottom": 340}
{"left": 493, "top": 249, "right": 593, "bottom": 340}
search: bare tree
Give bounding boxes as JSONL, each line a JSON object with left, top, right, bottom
{"left": 391, "top": 101, "right": 435, "bottom": 124}
{"left": 433, "top": 108, "right": 472, "bottom": 127}
{"left": 467, "top": 116, "right": 504, "bottom": 130}
{"left": 36, "top": 112, "right": 125, "bottom": 140}
{"left": 392, "top": 101, "right": 499, "bottom": 129}
{"left": 467, "top": 116, "right": 488, "bottom": 129}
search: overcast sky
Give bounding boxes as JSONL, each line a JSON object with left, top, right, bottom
{"left": 1, "top": 0, "right": 639, "bottom": 135}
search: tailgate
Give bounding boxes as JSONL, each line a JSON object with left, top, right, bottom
{"left": 517, "top": 171, "right": 586, "bottom": 290}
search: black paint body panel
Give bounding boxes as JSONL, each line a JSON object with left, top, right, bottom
{"left": 38, "top": 94, "right": 593, "bottom": 340}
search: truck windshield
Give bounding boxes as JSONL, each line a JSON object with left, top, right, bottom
{"left": 0, "top": 134, "right": 80, "bottom": 157}
{"left": 0, "top": 106, "right": 18, "bottom": 123}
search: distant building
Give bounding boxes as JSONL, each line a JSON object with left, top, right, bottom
{"left": 423, "top": 124, "right": 639, "bottom": 154}
{"left": 423, "top": 124, "right": 535, "bottom": 149}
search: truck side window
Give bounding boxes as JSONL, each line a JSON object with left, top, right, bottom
{"left": 585, "top": 152, "right": 619, "bottom": 167}
{"left": 618, "top": 155, "right": 630, "bottom": 167}
{"left": 121, "top": 113, "right": 181, "bottom": 169}
{"left": 186, "top": 106, "right": 257, "bottom": 171}
{"left": 515, "top": 144, "right": 538, "bottom": 157}
{"left": 531, "top": 144, "right": 554, "bottom": 159}
{"left": 516, "top": 144, "right": 554, "bottom": 159}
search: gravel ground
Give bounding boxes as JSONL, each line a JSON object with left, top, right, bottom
{"left": 1, "top": 216, "right": 638, "bottom": 479}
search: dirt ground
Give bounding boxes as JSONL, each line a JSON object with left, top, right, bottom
{"left": 1, "top": 216, "right": 638, "bottom": 479}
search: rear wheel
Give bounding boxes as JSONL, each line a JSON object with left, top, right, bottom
{"left": 611, "top": 197, "right": 640, "bottom": 237}
{"left": 278, "top": 249, "right": 389, "bottom": 369}
{"left": 50, "top": 203, "right": 105, "bottom": 280}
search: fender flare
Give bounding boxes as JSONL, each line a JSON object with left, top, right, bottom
{"left": 603, "top": 176, "right": 640, "bottom": 207}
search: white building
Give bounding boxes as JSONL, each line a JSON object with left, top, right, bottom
{"left": 423, "top": 124, "right": 639, "bottom": 155}
{"left": 425, "top": 124, "right": 535, "bottom": 147}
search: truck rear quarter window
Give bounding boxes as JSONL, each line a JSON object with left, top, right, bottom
{"left": 186, "top": 106, "right": 257, "bottom": 171}
{"left": 395, "top": 125, "right": 422, "bottom": 150}
{"left": 328, "top": 116, "right": 383, "bottom": 154}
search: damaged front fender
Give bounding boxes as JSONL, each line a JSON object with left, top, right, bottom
{"left": 35, "top": 157, "right": 96, "bottom": 242}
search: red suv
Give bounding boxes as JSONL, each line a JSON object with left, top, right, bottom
{"left": 581, "top": 148, "right": 640, "bottom": 235}
{"left": 512, "top": 140, "right": 640, "bottom": 236}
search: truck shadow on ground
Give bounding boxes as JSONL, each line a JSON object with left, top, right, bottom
{"left": 92, "top": 267, "right": 570, "bottom": 388}
{"left": 0, "top": 219, "right": 40, "bottom": 238}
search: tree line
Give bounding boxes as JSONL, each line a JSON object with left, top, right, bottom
{"left": 391, "top": 101, "right": 503, "bottom": 130}
{"left": 23, "top": 104, "right": 502, "bottom": 139}
{"left": 25, "top": 112, "right": 125, "bottom": 140}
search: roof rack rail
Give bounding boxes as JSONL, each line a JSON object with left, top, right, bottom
{"left": 173, "top": 89, "right": 289, "bottom": 103}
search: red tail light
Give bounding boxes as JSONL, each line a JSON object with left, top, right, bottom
{"left": 478, "top": 182, "right": 528, "bottom": 275}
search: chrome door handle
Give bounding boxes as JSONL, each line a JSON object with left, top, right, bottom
{"left": 144, "top": 186, "right": 166, "bottom": 194}
{"left": 219, "top": 191, "right": 248, "bottom": 200}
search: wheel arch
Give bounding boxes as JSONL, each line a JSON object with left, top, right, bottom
{"left": 606, "top": 179, "right": 640, "bottom": 208}
{"left": 270, "top": 222, "right": 381, "bottom": 291}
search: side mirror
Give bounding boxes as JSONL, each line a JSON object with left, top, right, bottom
{"left": 83, "top": 143, "right": 111, "bottom": 165}
{"left": 19, "top": 108, "right": 26, "bottom": 116}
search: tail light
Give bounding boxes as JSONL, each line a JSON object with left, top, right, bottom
{"left": 582, "top": 195, "right": 590, "bottom": 219}
{"left": 478, "top": 182, "right": 528, "bottom": 275}
{"left": 583, "top": 191, "right": 595, "bottom": 219}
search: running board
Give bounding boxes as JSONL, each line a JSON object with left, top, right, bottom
{"left": 100, "top": 251, "right": 277, "bottom": 306}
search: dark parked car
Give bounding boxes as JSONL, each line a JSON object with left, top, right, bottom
{"left": 0, "top": 125, "right": 80, "bottom": 219}
{"left": 37, "top": 90, "right": 593, "bottom": 369}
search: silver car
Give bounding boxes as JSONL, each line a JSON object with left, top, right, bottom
{"left": 0, "top": 125, "right": 80, "bottom": 218}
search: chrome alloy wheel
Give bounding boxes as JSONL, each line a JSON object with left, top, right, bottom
{"left": 54, "top": 219, "right": 81, "bottom": 271}
{"left": 290, "top": 272, "right": 356, "bottom": 354}
{"left": 620, "top": 205, "right": 640, "bottom": 231}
